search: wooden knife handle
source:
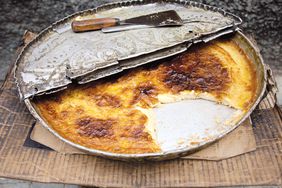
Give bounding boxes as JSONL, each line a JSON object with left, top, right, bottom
{"left": 71, "top": 18, "right": 120, "bottom": 32}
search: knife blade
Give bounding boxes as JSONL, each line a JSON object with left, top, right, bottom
{"left": 102, "top": 24, "right": 153, "bottom": 33}
{"left": 72, "top": 10, "right": 183, "bottom": 33}
{"left": 102, "top": 19, "right": 224, "bottom": 33}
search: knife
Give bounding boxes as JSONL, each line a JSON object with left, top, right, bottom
{"left": 101, "top": 24, "right": 153, "bottom": 33}
{"left": 101, "top": 19, "right": 226, "bottom": 33}
{"left": 71, "top": 10, "right": 183, "bottom": 33}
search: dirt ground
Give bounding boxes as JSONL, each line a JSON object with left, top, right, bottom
{"left": 0, "top": 0, "right": 281, "bottom": 187}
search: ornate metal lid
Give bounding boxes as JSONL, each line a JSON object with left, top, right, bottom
{"left": 15, "top": 0, "right": 242, "bottom": 99}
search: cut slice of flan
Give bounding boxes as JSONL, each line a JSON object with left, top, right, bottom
{"left": 33, "top": 37, "right": 258, "bottom": 154}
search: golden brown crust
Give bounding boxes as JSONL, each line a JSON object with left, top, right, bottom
{"left": 162, "top": 48, "right": 231, "bottom": 96}
{"left": 34, "top": 38, "right": 258, "bottom": 154}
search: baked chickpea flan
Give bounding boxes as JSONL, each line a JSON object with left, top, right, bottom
{"left": 34, "top": 38, "right": 258, "bottom": 154}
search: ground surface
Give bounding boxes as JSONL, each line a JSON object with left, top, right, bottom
{"left": 0, "top": 0, "right": 281, "bottom": 187}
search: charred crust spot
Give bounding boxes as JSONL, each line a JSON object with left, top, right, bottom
{"left": 131, "top": 115, "right": 150, "bottom": 139}
{"left": 138, "top": 112, "right": 148, "bottom": 125}
{"left": 75, "top": 108, "right": 84, "bottom": 114}
{"left": 43, "top": 104, "right": 57, "bottom": 118}
{"left": 131, "top": 83, "right": 158, "bottom": 107}
{"left": 131, "top": 125, "right": 150, "bottom": 139}
{"left": 93, "top": 94, "right": 121, "bottom": 108}
{"left": 120, "top": 111, "right": 149, "bottom": 139}
{"left": 139, "top": 85, "right": 155, "bottom": 95}
{"left": 76, "top": 117, "right": 115, "bottom": 138}
{"left": 163, "top": 50, "right": 230, "bottom": 94}
{"left": 61, "top": 110, "right": 68, "bottom": 118}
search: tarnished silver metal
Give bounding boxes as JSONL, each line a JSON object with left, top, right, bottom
{"left": 23, "top": 31, "right": 266, "bottom": 161}
{"left": 118, "top": 10, "right": 184, "bottom": 26}
{"left": 15, "top": 0, "right": 242, "bottom": 99}
{"left": 14, "top": 1, "right": 266, "bottom": 161}
{"left": 78, "top": 43, "right": 188, "bottom": 84}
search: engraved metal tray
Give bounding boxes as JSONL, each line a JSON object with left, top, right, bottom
{"left": 14, "top": 1, "right": 266, "bottom": 161}
{"left": 25, "top": 31, "right": 266, "bottom": 161}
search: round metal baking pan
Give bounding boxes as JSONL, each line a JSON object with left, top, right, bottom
{"left": 24, "top": 31, "right": 266, "bottom": 161}
{"left": 16, "top": 0, "right": 266, "bottom": 161}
